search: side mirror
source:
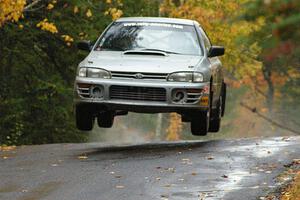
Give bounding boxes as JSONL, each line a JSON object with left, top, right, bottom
{"left": 77, "top": 40, "right": 92, "bottom": 51}
{"left": 208, "top": 46, "right": 225, "bottom": 57}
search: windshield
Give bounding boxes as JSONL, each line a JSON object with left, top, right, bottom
{"left": 95, "top": 22, "right": 203, "bottom": 56}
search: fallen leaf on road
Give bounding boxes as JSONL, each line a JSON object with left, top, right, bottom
{"left": 115, "top": 175, "right": 122, "bottom": 178}
{"left": 181, "top": 158, "right": 193, "bottom": 165}
{"left": 0, "top": 146, "right": 17, "bottom": 151}
{"left": 115, "top": 185, "right": 125, "bottom": 189}
{"left": 163, "top": 184, "right": 171, "bottom": 188}
{"left": 166, "top": 168, "right": 175, "bottom": 173}
{"left": 207, "top": 156, "right": 214, "bottom": 160}
{"left": 199, "top": 192, "right": 207, "bottom": 200}
{"left": 191, "top": 172, "right": 197, "bottom": 176}
{"left": 222, "top": 175, "right": 228, "bottom": 178}
{"left": 156, "top": 166, "right": 162, "bottom": 169}
{"left": 78, "top": 155, "right": 88, "bottom": 160}
{"left": 292, "top": 159, "right": 300, "bottom": 165}
{"left": 160, "top": 194, "right": 169, "bottom": 200}
{"left": 281, "top": 137, "right": 290, "bottom": 141}
{"left": 156, "top": 177, "right": 161, "bottom": 181}
{"left": 1, "top": 146, "right": 16, "bottom": 151}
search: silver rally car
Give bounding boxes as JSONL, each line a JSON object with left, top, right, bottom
{"left": 74, "top": 17, "right": 226, "bottom": 136}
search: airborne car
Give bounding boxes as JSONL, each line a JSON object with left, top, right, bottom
{"left": 74, "top": 17, "right": 226, "bottom": 136}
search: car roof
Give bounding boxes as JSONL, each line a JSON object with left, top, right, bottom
{"left": 116, "top": 17, "right": 198, "bottom": 26}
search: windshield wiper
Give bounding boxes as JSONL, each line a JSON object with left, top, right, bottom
{"left": 139, "top": 48, "right": 180, "bottom": 55}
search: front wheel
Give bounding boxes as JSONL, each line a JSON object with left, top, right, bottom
{"left": 190, "top": 111, "right": 209, "bottom": 136}
{"left": 97, "top": 111, "right": 114, "bottom": 128}
{"left": 76, "top": 105, "right": 94, "bottom": 131}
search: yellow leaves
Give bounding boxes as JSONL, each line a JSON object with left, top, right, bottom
{"left": 61, "top": 35, "right": 74, "bottom": 46}
{"left": 0, "top": 145, "right": 16, "bottom": 151}
{"left": 86, "top": 9, "right": 92, "bottom": 18}
{"left": 47, "top": 3, "right": 54, "bottom": 10}
{"left": 166, "top": 113, "right": 182, "bottom": 141}
{"left": 73, "top": 6, "right": 79, "bottom": 14}
{"left": 36, "top": 18, "right": 58, "bottom": 34}
{"left": 105, "top": 7, "right": 123, "bottom": 20}
{"left": 77, "top": 155, "right": 88, "bottom": 160}
{"left": 0, "top": 0, "right": 26, "bottom": 27}
{"left": 105, "top": 0, "right": 123, "bottom": 20}
{"left": 18, "top": 24, "right": 23, "bottom": 29}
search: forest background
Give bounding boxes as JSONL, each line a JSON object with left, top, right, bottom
{"left": 0, "top": 0, "right": 299, "bottom": 145}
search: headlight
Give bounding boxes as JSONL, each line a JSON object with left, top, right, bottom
{"left": 78, "top": 67, "right": 111, "bottom": 79}
{"left": 167, "top": 72, "right": 204, "bottom": 82}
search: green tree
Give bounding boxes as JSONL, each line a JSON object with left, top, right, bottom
{"left": 0, "top": 0, "right": 161, "bottom": 145}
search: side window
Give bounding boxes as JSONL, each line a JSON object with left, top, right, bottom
{"left": 199, "top": 27, "right": 211, "bottom": 53}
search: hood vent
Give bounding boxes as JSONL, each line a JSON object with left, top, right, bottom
{"left": 123, "top": 50, "right": 167, "bottom": 56}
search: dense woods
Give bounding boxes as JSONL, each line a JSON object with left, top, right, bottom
{"left": 0, "top": 0, "right": 299, "bottom": 145}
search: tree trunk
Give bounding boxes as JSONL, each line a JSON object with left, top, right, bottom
{"left": 262, "top": 63, "right": 274, "bottom": 113}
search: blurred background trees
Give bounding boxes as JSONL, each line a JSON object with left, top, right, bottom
{"left": 0, "top": 0, "right": 299, "bottom": 145}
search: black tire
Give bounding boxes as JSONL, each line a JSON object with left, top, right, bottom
{"left": 209, "top": 96, "right": 222, "bottom": 132}
{"left": 97, "top": 111, "right": 114, "bottom": 128}
{"left": 76, "top": 105, "right": 94, "bottom": 131}
{"left": 221, "top": 82, "right": 226, "bottom": 117}
{"left": 191, "top": 111, "right": 209, "bottom": 136}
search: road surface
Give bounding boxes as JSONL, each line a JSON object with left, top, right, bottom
{"left": 0, "top": 136, "right": 299, "bottom": 200}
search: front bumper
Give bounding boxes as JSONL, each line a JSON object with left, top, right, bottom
{"left": 74, "top": 77, "right": 210, "bottom": 113}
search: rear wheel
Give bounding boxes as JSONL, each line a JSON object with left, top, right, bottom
{"left": 209, "top": 96, "right": 222, "bottom": 132}
{"left": 76, "top": 105, "right": 94, "bottom": 131}
{"left": 191, "top": 111, "right": 209, "bottom": 136}
{"left": 97, "top": 111, "right": 114, "bottom": 128}
{"left": 221, "top": 82, "right": 226, "bottom": 117}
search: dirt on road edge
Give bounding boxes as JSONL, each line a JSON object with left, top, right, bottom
{"left": 265, "top": 159, "right": 300, "bottom": 200}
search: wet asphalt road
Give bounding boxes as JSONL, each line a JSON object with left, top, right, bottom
{"left": 0, "top": 136, "right": 299, "bottom": 200}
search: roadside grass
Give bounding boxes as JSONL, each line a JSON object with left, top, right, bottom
{"left": 266, "top": 160, "right": 300, "bottom": 200}
{"left": 281, "top": 169, "right": 300, "bottom": 200}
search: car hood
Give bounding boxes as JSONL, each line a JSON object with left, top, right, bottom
{"left": 83, "top": 51, "right": 203, "bottom": 73}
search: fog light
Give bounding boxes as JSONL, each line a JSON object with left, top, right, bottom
{"left": 172, "top": 90, "right": 186, "bottom": 103}
{"left": 90, "top": 86, "right": 103, "bottom": 99}
{"left": 199, "top": 96, "right": 209, "bottom": 106}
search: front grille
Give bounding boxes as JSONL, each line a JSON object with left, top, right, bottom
{"left": 111, "top": 71, "right": 168, "bottom": 80}
{"left": 110, "top": 86, "right": 166, "bottom": 102}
